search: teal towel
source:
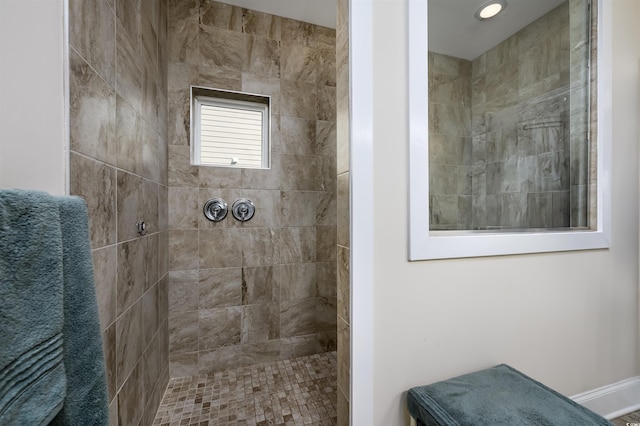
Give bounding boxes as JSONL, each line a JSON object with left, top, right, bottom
{"left": 0, "top": 190, "right": 67, "bottom": 424}
{"left": 407, "top": 364, "right": 613, "bottom": 426}
{"left": 50, "top": 196, "right": 108, "bottom": 426}
{"left": 0, "top": 190, "right": 109, "bottom": 425}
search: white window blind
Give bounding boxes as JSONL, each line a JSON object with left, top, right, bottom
{"left": 191, "top": 87, "right": 270, "bottom": 169}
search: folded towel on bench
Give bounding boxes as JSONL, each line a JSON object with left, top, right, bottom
{"left": 407, "top": 364, "right": 613, "bottom": 426}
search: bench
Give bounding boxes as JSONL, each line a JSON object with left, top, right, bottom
{"left": 407, "top": 364, "right": 613, "bottom": 425}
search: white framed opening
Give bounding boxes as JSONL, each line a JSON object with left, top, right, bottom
{"left": 190, "top": 86, "right": 270, "bottom": 169}
{"left": 408, "top": 0, "right": 612, "bottom": 260}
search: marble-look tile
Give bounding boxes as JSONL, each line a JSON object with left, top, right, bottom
{"left": 167, "top": 4, "right": 199, "bottom": 64}
{"left": 280, "top": 154, "right": 317, "bottom": 190}
{"left": 199, "top": 26, "right": 245, "bottom": 80}
{"left": 142, "top": 179, "right": 159, "bottom": 235}
{"left": 199, "top": 1, "right": 243, "bottom": 31}
{"left": 241, "top": 74, "right": 281, "bottom": 116}
{"left": 199, "top": 228, "right": 242, "bottom": 268}
{"left": 280, "top": 335, "right": 320, "bottom": 359}
{"left": 158, "top": 185, "right": 169, "bottom": 231}
{"left": 316, "top": 297, "right": 337, "bottom": 332}
{"left": 317, "top": 47, "right": 337, "bottom": 87}
{"left": 280, "top": 227, "right": 315, "bottom": 264}
{"left": 500, "top": 193, "right": 527, "bottom": 228}
{"left": 315, "top": 120, "right": 337, "bottom": 156}
{"left": 228, "top": 189, "right": 280, "bottom": 228}
{"left": 316, "top": 191, "right": 337, "bottom": 226}
{"left": 280, "top": 116, "right": 315, "bottom": 155}
{"left": 68, "top": 0, "right": 116, "bottom": 87}
{"left": 117, "top": 359, "right": 144, "bottom": 426}
{"left": 243, "top": 9, "right": 281, "bottom": 40}
{"left": 116, "top": 96, "right": 142, "bottom": 175}
{"left": 281, "top": 18, "right": 314, "bottom": 46}
{"left": 69, "top": 49, "right": 116, "bottom": 166}
{"left": 280, "top": 299, "right": 316, "bottom": 337}
{"left": 93, "top": 245, "right": 117, "bottom": 331}
{"left": 242, "top": 266, "right": 279, "bottom": 305}
{"left": 199, "top": 164, "right": 242, "bottom": 189}
{"left": 316, "top": 262, "right": 336, "bottom": 299}
{"left": 102, "top": 323, "right": 117, "bottom": 402}
{"left": 167, "top": 88, "right": 191, "bottom": 146}
{"left": 117, "top": 238, "right": 145, "bottom": 315}
{"left": 169, "top": 351, "right": 198, "bottom": 377}
{"left": 168, "top": 187, "right": 199, "bottom": 229}
{"left": 116, "top": 21, "right": 143, "bottom": 113}
{"left": 116, "top": 300, "right": 143, "bottom": 389}
{"left": 337, "top": 318, "right": 350, "bottom": 405}
{"left": 168, "top": 311, "right": 198, "bottom": 353}
{"left": 116, "top": 0, "right": 140, "bottom": 42}
{"left": 240, "top": 228, "right": 279, "bottom": 266}
{"left": 168, "top": 145, "right": 199, "bottom": 187}
{"left": 142, "top": 337, "right": 162, "bottom": 425}
{"left": 317, "top": 86, "right": 336, "bottom": 122}
{"left": 199, "top": 267, "right": 242, "bottom": 309}
{"left": 141, "top": 113, "right": 160, "bottom": 183}
{"left": 116, "top": 171, "right": 143, "bottom": 241}
{"left": 241, "top": 154, "right": 282, "bottom": 190}
{"left": 526, "top": 192, "right": 552, "bottom": 228}
{"left": 69, "top": 153, "right": 117, "bottom": 248}
{"left": 169, "top": 270, "right": 199, "bottom": 315}
{"left": 169, "top": 230, "right": 199, "bottom": 270}
{"left": 141, "top": 12, "right": 159, "bottom": 85}
{"left": 199, "top": 307, "right": 242, "bottom": 350}
{"left": 142, "top": 283, "right": 160, "bottom": 349}
{"left": 318, "top": 331, "right": 337, "bottom": 352}
{"left": 158, "top": 230, "right": 170, "bottom": 279}
{"left": 316, "top": 226, "right": 337, "bottom": 262}
{"left": 241, "top": 303, "right": 279, "bottom": 343}
{"left": 158, "top": 274, "right": 169, "bottom": 322}
{"left": 280, "top": 263, "right": 316, "bottom": 301}
{"left": 280, "top": 191, "right": 316, "bottom": 226}
{"left": 430, "top": 195, "right": 458, "bottom": 228}
{"left": 281, "top": 80, "right": 316, "bottom": 120}
{"left": 280, "top": 43, "right": 317, "bottom": 83}
{"left": 552, "top": 190, "right": 570, "bottom": 227}
{"left": 336, "top": 172, "right": 349, "bottom": 247}
{"left": 198, "top": 346, "right": 241, "bottom": 374}
{"left": 245, "top": 36, "right": 280, "bottom": 78}
{"left": 241, "top": 340, "right": 281, "bottom": 367}
{"left": 337, "top": 246, "right": 349, "bottom": 323}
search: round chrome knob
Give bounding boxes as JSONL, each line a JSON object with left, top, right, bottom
{"left": 232, "top": 198, "right": 255, "bottom": 222}
{"left": 203, "top": 198, "right": 228, "bottom": 222}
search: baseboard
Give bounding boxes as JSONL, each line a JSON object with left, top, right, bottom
{"left": 571, "top": 376, "right": 640, "bottom": 419}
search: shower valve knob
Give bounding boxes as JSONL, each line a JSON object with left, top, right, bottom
{"left": 203, "top": 198, "right": 228, "bottom": 222}
{"left": 232, "top": 198, "right": 255, "bottom": 222}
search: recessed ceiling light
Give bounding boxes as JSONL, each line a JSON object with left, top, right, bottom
{"left": 475, "top": 0, "right": 507, "bottom": 20}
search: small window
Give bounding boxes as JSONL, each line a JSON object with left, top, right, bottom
{"left": 190, "top": 86, "right": 270, "bottom": 169}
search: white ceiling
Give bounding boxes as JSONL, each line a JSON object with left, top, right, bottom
{"left": 213, "top": 0, "right": 566, "bottom": 60}
{"left": 428, "top": 0, "right": 567, "bottom": 60}
{"left": 215, "top": 0, "right": 337, "bottom": 29}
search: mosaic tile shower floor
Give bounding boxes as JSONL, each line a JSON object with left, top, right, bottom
{"left": 153, "top": 352, "right": 337, "bottom": 426}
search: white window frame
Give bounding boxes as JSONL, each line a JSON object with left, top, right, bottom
{"left": 190, "top": 86, "right": 271, "bottom": 169}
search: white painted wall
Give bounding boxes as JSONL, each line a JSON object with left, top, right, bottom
{"left": 353, "top": 0, "right": 640, "bottom": 424}
{"left": 0, "top": 0, "right": 67, "bottom": 195}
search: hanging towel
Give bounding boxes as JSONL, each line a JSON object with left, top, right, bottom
{"left": 0, "top": 189, "right": 109, "bottom": 425}
{"left": 49, "top": 195, "right": 108, "bottom": 425}
{"left": 0, "top": 190, "right": 67, "bottom": 424}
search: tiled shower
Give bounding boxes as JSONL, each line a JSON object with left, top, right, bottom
{"left": 67, "top": 0, "right": 342, "bottom": 424}
{"left": 165, "top": 0, "right": 337, "bottom": 375}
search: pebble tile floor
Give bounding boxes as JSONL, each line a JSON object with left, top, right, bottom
{"left": 153, "top": 352, "right": 337, "bottom": 426}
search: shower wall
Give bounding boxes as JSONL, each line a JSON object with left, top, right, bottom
{"left": 428, "top": 1, "right": 591, "bottom": 230}
{"left": 470, "top": 2, "right": 571, "bottom": 229}
{"left": 166, "top": 0, "right": 337, "bottom": 377}
{"left": 336, "top": 0, "right": 350, "bottom": 421}
{"left": 68, "top": 0, "right": 170, "bottom": 425}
